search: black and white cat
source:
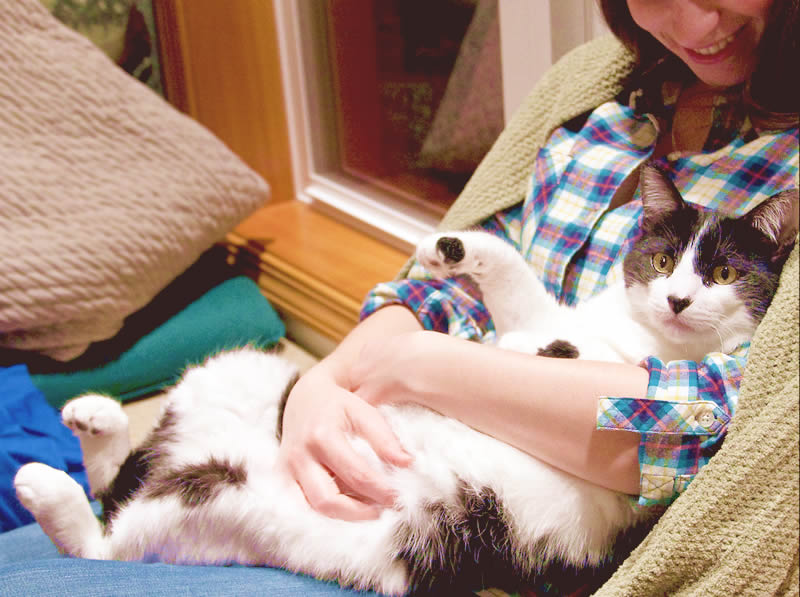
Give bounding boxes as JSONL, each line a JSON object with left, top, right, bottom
{"left": 14, "top": 165, "right": 797, "bottom": 595}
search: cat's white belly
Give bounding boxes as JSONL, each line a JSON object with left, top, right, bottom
{"left": 107, "top": 395, "right": 636, "bottom": 577}
{"left": 377, "top": 404, "right": 639, "bottom": 565}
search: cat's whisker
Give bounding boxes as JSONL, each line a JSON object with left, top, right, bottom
{"left": 709, "top": 323, "right": 727, "bottom": 353}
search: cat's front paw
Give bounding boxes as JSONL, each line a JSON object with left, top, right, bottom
{"left": 416, "top": 231, "right": 497, "bottom": 279}
{"left": 62, "top": 394, "right": 128, "bottom": 437}
{"left": 416, "top": 233, "right": 465, "bottom": 278}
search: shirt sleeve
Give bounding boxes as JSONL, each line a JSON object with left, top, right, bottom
{"left": 597, "top": 343, "right": 747, "bottom": 506}
{"left": 359, "top": 204, "right": 523, "bottom": 344}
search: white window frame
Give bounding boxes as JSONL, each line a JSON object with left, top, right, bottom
{"left": 273, "top": 0, "right": 607, "bottom": 253}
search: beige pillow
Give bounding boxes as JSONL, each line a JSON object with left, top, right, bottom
{"left": 0, "top": 0, "right": 270, "bottom": 360}
{"left": 416, "top": 0, "right": 504, "bottom": 174}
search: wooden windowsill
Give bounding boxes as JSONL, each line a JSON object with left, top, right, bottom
{"left": 225, "top": 201, "right": 411, "bottom": 345}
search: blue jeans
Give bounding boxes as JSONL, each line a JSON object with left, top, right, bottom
{"left": 0, "top": 504, "right": 381, "bottom": 597}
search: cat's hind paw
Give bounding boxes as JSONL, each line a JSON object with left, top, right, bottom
{"left": 14, "top": 462, "right": 84, "bottom": 517}
{"left": 14, "top": 463, "right": 104, "bottom": 558}
{"left": 62, "top": 394, "right": 128, "bottom": 438}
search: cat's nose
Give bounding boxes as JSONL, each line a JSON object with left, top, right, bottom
{"left": 667, "top": 295, "right": 692, "bottom": 314}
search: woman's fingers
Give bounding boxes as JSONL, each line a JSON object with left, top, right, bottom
{"left": 302, "top": 396, "right": 407, "bottom": 508}
{"left": 279, "top": 377, "right": 408, "bottom": 517}
{"left": 348, "top": 398, "right": 412, "bottom": 468}
{"left": 291, "top": 457, "right": 383, "bottom": 521}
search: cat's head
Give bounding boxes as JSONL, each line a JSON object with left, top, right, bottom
{"left": 624, "top": 163, "right": 798, "bottom": 350}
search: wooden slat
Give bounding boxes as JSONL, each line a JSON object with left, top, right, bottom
{"left": 227, "top": 201, "right": 411, "bottom": 341}
{"left": 233, "top": 201, "right": 410, "bottom": 303}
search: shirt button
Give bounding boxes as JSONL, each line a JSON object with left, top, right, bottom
{"left": 696, "top": 407, "right": 716, "bottom": 429}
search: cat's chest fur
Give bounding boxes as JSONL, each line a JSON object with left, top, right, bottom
{"left": 501, "top": 281, "right": 692, "bottom": 363}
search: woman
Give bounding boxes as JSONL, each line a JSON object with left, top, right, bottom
{"left": 2, "top": 1, "right": 797, "bottom": 595}
{"left": 278, "top": 0, "right": 798, "bottom": 519}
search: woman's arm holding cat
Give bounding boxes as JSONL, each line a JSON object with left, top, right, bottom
{"left": 279, "top": 304, "right": 645, "bottom": 521}
{"left": 349, "top": 321, "right": 646, "bottom": 495}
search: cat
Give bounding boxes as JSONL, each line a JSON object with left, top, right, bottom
{"left": 14, "top": 164, "right": 798, "bottom": 596}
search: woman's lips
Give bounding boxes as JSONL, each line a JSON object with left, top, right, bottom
{"left": 683, "top": 26, "right": 743, "bottom": 64}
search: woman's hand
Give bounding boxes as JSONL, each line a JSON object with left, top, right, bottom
{"left": 276, "top": 307, "right": 445, "bottom": 520}
{"left": 276, "top": 349, "right": 413, "bottom": 521}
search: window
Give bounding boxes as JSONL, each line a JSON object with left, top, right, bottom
{"left": 274, "top": 0, "right": 607, "bottom": 251}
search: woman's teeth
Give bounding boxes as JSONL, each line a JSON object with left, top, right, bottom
{"left": 693, "top": 32, "right": 736, "bottom": 56}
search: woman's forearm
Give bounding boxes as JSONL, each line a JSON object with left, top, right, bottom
{"left": 352, "top": 330, "right": 646, "bottom": 495}
{"left": 322, "top": 305, "right": 423, "bottom": 376}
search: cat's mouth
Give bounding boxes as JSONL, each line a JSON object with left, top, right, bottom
{"left": 659, "top": 313, "right": 699, "bottom": 337}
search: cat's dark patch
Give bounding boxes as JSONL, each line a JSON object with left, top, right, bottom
{"left": 145, "top": 457, "right": 248, "bottom": 508}
{"left": 695, "top": 210, "right": 794, "bottom": 323}
{"left": 100, "top": 405, "right": 179, "bottom": 525}
{"left": 396, "top": 483, "right": 530, "bottom": 594}
{"left": 537, "top": 339, "right": 580, "bottom": 359}
{"left": 141, "top": 404, "right": 179, "bottom": 453}
{"left": 100, "top": 448, "right": 151, "bottom": 525}
{"left": 275, "top": 372, "right": 300, "bottom": 442}
{"left": 623, "top": 206, "right": 704, "bottom": 289}
{"left": 397, "top": 481, "right": 658, "bottom": 595}
{"left": 436, "top": 236, "right": 465, "bottom": 264}
{"left": 396, "top": 483, "right": 617, "bottom": 595}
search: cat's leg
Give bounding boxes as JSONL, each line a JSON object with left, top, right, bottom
{"left": 14, "top": 462, "right": 107, "bottom": 558}
{"left": 416, "top": 231, "right": 557, "bottom": 336}
{"left": 99, "top": 478, "right": 410, "bottom": 595}
{"left": 62, "top": 394, "right": 131, "bottom": 497}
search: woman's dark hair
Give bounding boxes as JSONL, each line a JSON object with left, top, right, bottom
{"left": 597, "top": 0, "right": 799, "bottom": 130}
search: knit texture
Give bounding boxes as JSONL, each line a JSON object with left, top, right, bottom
{"left": 430, "top": 36, "right": 799, "bottom": 596}
{"left": 0, "top": 0, "right": 269, "bottom": 361}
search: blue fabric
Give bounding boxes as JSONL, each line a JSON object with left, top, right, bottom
{"left": 0, "top": 502, "right": 381, "bottom": 596}
{"left": 0, "top": 560, "right": 379, "bottom": 596}
{"left": 0, "top": 365, "right": 89, "bottom": 532}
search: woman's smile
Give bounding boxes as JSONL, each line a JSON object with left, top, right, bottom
{"left": 685, "top": 26, "right": 741, "bottom": 59}
{"left": 627, "top": 0, "right": 773, "bottom": 87}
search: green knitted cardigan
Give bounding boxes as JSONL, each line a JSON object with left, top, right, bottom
{"left": 421, "top": 35, "right": 800, "bottom": 597}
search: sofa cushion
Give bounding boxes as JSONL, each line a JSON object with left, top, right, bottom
{"left": 0, "top": 0, "right": 269, "bottom": 360}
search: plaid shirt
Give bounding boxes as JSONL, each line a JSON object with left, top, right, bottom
{"left": 361, "top": 96, "right": 799, "bottom": 506}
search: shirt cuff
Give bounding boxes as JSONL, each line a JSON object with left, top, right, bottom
{"left": 597, "top": 353, "right": 740, "bottom": 506}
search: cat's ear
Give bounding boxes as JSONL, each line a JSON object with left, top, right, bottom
{"left": 638, "top": 162, "right": 688, "bottom": 227}
{"left": 744, "top": 188, "right": 799, "bottom": 262}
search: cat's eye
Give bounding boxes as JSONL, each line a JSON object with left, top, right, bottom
{"left": 651, "top": 252, "right": 674, "bottom": 275}
{"left": 712, "top": 264, "right": 738, "bottom": 285}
